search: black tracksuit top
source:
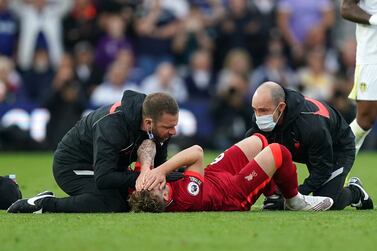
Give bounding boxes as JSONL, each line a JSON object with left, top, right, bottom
{"left": 246, "top": 88, "right": 355, "bottom": 195}
{"left": 54, "top": 90, "right": 168, "bottom": 190}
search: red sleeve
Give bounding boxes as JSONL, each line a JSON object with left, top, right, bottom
{"left": 166, "top": 171, "right": 204, "bottom": 212}
{"left": 253, "top": 133, "right": 268, "bottom": 149}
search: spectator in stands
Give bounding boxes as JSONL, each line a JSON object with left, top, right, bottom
{"left": 0, "top": 0, "right": 18, "bottom": 57}
{"left": 172, "top": 4, "right": 214, "bottom": 68}
{"left": 337, "top": 38, "right": 357, "bottom": 80}
{"left": 63, "top": 0, "right": 98, "bottom": 51}
{"left": 0, "top": 56, "right": 24, "bottom": 103}
{"left": 114, "top": 48, "right": 144, "bottom": 85}
{"left": 250, "top": 50, "right": 298, "bottom": 97}
{"left": 73, "top": 41, "right": 103, "bottom": 99}
{"left": 95, "top": 13, "right": 133, "bottom": 71}
{"left": 90, "top": 61, "right": 139, "bottom": 107}
{"left": 217, "top": 48, "right": 252, "bottom": 94}
{"left": 134, "top": 0, "right": 180, "bottom": 77}
{"left": 21, "top": 48, "right": 55, "bottom": 104}
{"left": 277, "top": 0, "right": 334, "bottom": 67}
{"left": 210, "top": 72, "right": 251, "bottom": 149}
{"left": 141, "top": 62, "right": 188, "bottom": 103}
{"left": 297, "top": 47, "right": 334, "bottom": 101}
{"left": 330, "top": 75, "right": 355, "bottom": 124}
{"left": 44, "top": 54, "right": 86, "bottom": 150}
{"left": 10, "top": 0, "right": 73, "bottom": 70}
{"left": 186, "top": 0, "right": 225, "bottom": 26}
{"left": 248, "top": 0, "right": 278, "bottom": 66}
{"left": 213, "top": 0, "right": 265, "bottom": 69}
{"left": 184, "top": 49, "right": 216, "bottom": 99}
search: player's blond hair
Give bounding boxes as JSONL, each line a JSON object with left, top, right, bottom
{"left": 128, "top": 190, "right": 166, "bottom": 213}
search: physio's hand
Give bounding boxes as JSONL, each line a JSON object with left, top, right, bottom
{"left": 143, "top": 168, "right": 166, "bottom": 191}
{"left": 135, "top": 168, "right": 151, "bottom": 191}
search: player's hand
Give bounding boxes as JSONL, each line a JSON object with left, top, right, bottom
{"left": 143, "top": 168, "right": 166, "bottom": 191}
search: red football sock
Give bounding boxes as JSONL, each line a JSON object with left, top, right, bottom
{"left": 270, "top": 144, "right": 298, "bottom": 199}
{"left": 262, "top": 180, "right": 278, "bottom": 197}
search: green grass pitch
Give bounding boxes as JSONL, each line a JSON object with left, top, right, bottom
{"left": 1, "top": 151, "right": 377, "bottom": 251}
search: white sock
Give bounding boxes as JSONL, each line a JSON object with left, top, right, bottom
{"left": 350, "top": 119, "right": 371, "bottom": 155}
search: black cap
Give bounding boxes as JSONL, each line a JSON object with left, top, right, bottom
{"left": 0, "top": 176, "right": 22, "bottom": 210}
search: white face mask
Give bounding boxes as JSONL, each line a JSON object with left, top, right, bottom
{"left": 255, "top": 104, "right": 282, "bottom": 132}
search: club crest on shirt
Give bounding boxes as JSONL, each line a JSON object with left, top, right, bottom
{"left": 244, "top": 170, "right": 258, "bottom": 181}
{"left": 360, "top": 82, "right": 367, "bottom": 93}
{"left": 187, "top": 182, "right": 200, "bottom": 196}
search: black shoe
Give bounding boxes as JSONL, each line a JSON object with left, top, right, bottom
{"left": 348, "top": 177, "right": 373, "bottom": 210}
{"left": 263, "top": 193, "right": 285, "bottom": 210}
{"left": 7, "top": 191, "right": 54, "bottom": 213}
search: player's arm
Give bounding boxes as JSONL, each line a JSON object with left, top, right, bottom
{"left": 143, "top": 145, "right": 204, "bottom": 190}
{"left": 341, "top": 0, "right": 376, "bottom": 25}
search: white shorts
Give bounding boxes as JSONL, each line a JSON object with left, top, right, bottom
{"left": 349, "top": 64, "right": 377, "bottom": 101}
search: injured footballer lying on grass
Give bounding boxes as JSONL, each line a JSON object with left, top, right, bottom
{"left": 129, "top": 133, "right": 333, "bottom": 212}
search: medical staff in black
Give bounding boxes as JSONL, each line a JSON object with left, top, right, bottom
{"left": 247, "top": 81, "right": 373, "bottom": 210}
{"left": 8, "top": 90, "right": 180, "bottom": 213}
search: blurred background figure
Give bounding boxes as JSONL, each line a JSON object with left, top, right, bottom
{"left": 0, "top": 0, "right": 18, "bottom": 58}
{"left": 73, "top": 41, "right": 103, "bottom": 99}
{"left": 213, "top": 0, "right": 266, "bottom": 69}
{"left": 184, "top": 49, "right": 216, "bottom": 99}
{"left": 63, "top": 0, "right": 99, "bottom": 51}
{"left": 10, "top": 0, "right": 73, "bottom": 70}
{"left": 217, "top": 48, "right": 252, "bottom": 94}
{"left": 90, "top": 61, "right": 139, "bottom": 107}
{"left": 297, "top": 47, "right": 334, "bottom": 101}
{"left": 250, "top": 49, "right": 298, "bottom": 97}
{"left": 141, "top": 62, "right": 188, "bottom": 103}
{"left": 277, "top": 0, "right": 334, "bottom": 67}
{"left": 44, "top": 54, "right": 86, "bottom": 150}
{"left": 95, "top": 13, "right": 133, "bottom": 71}
{"left": 210, "top": 72, "right": 251, "bottom": 149}
{"left": 134, "top": 0, "right": 181, "bottom": 77}
{"left": 114, "top": 48, "right": 144, "bottom": 85}
{"left": 0, "top": 56, "right": 24, "bottom": 104}
{"left": 22, "top": 48, "right": 55, "bottom": 104}
{"left": 172, "top": 4, "right": 214, "bottom": 69}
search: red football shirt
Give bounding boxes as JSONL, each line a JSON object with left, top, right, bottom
{"left": 165, "top": 145, "right": 270, "bottom": 212}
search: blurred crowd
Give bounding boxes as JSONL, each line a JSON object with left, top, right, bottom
{"left": 0, "top": 0, "right": 375, "bottom": 151}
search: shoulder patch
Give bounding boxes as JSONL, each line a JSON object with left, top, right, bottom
{"left": 187, "top": 181, "right": 200, "bottom": 196}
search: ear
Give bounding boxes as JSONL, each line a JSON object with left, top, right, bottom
{"left": 142, "top": 117, "right": 153, "bottom": 130}
{"left": 163, "top": 189, "right": 169, "bottom": 201}
{"left": 279, "top": 102, "right": 286, "bottom": 113}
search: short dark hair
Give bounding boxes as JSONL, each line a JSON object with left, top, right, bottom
{"left": 270, "top": 84, "right": 285, "bottom": 105}
{"left": 142, "top": 93, "right": 179, "bottom": 121}
{"left": 128, "top": 190, "right": 166, "bottom": 213}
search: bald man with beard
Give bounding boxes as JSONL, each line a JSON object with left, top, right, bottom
{"left": 246, "top": 81, "right": 373, "bottom": 210}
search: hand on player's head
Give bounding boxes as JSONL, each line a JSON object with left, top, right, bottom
{"left": 142, "top": 168, "right": 166, "bottom": 191}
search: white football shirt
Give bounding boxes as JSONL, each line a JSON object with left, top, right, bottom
{"left": 356, "top": 0, "right": 377, "bottom": 64}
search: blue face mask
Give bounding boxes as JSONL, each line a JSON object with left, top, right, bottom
{"left": 255, "top": 104, "right": 282, "bottom": 132}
